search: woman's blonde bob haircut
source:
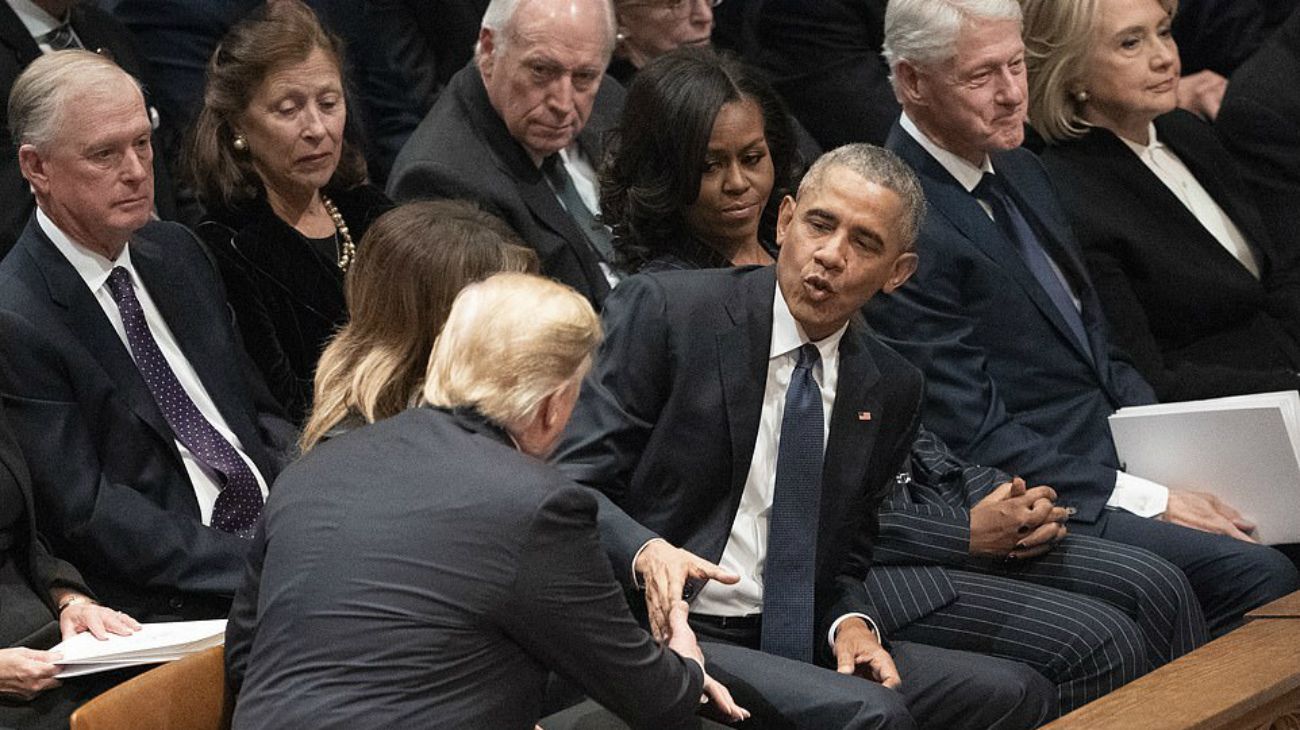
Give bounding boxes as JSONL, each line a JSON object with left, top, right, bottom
{"left": 1023, "top": 0, "right": 1178, "bottom": 144}
{"left": 422, "top": 273, "right": 602, "bottom": 433}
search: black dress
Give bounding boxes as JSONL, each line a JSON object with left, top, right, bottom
{"left": 196, "top": 184, "right": 392, "bottom": 424}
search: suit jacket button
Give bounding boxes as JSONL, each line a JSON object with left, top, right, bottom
{"left": 169, "top": 596, "right": 184, "bottom": 610}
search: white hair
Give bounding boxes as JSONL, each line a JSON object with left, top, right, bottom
{"left": 882, "top": 0, "right": 1022, "bottom": 89}
{"left": 476, "top": 0, "right": 617, "bottom": 59}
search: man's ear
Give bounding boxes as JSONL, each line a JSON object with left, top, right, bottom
{"left": 774, "top": 194, "right": 797, "bottom": 249}
{"left": 17, "top": 144, "right": 50, "bottom": 196}
{"left": 894, "top": 61, "right": 928, "bottom": 108}
{"left": 477, "top": 27, "right": 497, "bottom": 79}
{"left": 884, "top": 251, "right": 919, "bottom": 293}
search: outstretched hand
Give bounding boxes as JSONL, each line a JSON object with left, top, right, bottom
{"left": 664, "top": 601, "right": 750, "bottom": 723}
{"left": 834, "top": 618, "right": 901, "bottom": 689}
{"left": 635, "top": 540, "right": 739, "bottom": 641}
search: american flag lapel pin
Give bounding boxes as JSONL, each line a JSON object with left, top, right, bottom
{"left": 857, "top": 411, "right": 872, "bottom": 421}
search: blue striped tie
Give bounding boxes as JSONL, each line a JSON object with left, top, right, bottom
{"left": 761, "top": 343, "right": 823, "bottom": 662}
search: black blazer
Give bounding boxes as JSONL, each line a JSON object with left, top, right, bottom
{"left": 0, "top": 403, "right": 91, "bottom": 646}
{"left": 867, "top": 122, "right": 1158, "bottom": 524}
{"left": 226, "top": 406, "right": 704, "bottom": 730}
{"left": 554, "top": 266, "right": 924, "bottom": 664}
{"left": 196, "top": 184, "right": 392, "bottom": 424}
{"left": 1042, "top": 110, "right": 1300, "bottom": 402}
{"left": 386, "top": 63, "right": 623, "bottom": 308}
{"left": 1217, "top": 8, "right": 1300, "bottom": 259}
{"left": 0, "top": 218, "right": 295, "bottom": 621}
{"left": 0, "top": 2, "right": 176, "bottom": 258}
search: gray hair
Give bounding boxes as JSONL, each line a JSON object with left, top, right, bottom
{"left": 798, "top": 143, "right": 928, "bottom": 252}
{"left": 882, "top": 0, "right": 1022, "bottom": 90}
{"left": 8, "top": 50, "right": 142, "bottom": 151}
{"left": 476, "top": 0, "right": 617, "bottom": 59}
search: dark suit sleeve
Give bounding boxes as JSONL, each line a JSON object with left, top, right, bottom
{"left": 500, "top": 485, "right": 704, "bottom": 730}
{"left": 0, "top": 309, "right": 254, "bottom": 598}
{"left": 553, "top": 276, "right": 672, "bottom": 580}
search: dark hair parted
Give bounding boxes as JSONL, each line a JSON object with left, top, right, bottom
{"left": 185, "top": 0, "right": 367, "bottom": 209}
{"left": 599, "top": 47, "right": 801, "bottom": 273}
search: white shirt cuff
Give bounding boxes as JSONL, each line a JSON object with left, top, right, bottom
{"left": 828, "top": 613, "right": 881, "bottom": 649}
{"left": 1109, "top": 472, "right": 1170, "bottom": 518}
{"left": 631, "top": 538, "right": 669, "bottom": 589}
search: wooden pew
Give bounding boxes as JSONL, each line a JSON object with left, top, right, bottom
{"left": 1042, "top": 611, "right": 1300, "bottom": 729}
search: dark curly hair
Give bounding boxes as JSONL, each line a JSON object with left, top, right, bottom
{"left": 599, "top": 47, "right": 802, "bottom": 274}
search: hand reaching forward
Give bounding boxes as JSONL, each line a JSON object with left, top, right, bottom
{"left": 665, "top": 601, "right": 750, "bottom": 723}
{"left": 969, "top": 477, "right": 1068, "bottom": 559}
{"left": 1161, "top": 489, "right": 1257, "bottom": 542}
{"left": 635, "top": 540, "right": 739, "bottom": 641}
{"left": 834, "top": 618, "right": 901, "bottom": 689}
{"left": 0, "top": 648, "right": 62, "bottom": 701}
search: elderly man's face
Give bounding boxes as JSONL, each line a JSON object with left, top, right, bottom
{"left": 479, "top": 0, "right": 610, "bottom": 163}
{"left": 20, "top": 74, "right": 154, "bottom": 258}
{"left": 775, "top": 165, "right": 918, "bottom": 341}
{"left": 908, "top": 18, "right": 1027, "bottom": 165}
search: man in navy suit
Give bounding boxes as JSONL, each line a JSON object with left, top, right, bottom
{"left": 866, "top": 0, "right": 1297, "bottom": 636}
{"left": 0, "top": 51, "right": 293, "bottom": 622}
{"left": 555, "top": 144, "right": 1055, "bottom": 729}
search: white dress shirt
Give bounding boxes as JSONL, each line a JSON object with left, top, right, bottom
{"left": 899, "top": 113, "right": 1169, "bottom": 518}
{"left": 40, "top": 210, "right": 269, "bottom": 524}
{"left": 1119, "top": 123, "right": 1260, "bottom": 278}
{"left": 687, "top": 284, "right": 876, "bottom": 643}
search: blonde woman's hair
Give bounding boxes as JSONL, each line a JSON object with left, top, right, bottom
{"left": 299, "top": 200, "right": 539, "bottom": 452}
{"left": 422, "top": 273, "right": 602, "bottom": 433}
{"left": 1023, "top": 0, "right": 1178, "bottom": 144}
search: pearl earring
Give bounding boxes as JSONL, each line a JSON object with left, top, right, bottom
{"left": 232, "top": 134, "right": 248, "bottom": 151}
{"left": 1073, "top": 90, "right": 1089, "bottom": 103}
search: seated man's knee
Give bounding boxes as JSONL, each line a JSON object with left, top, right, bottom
{"left": 972, "top": 660, "right": 1058, "bottom": 728}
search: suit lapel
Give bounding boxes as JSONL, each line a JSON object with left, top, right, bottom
{"left": 820, "top": 321, "right": 882, "bottom": 557}
{"left": 20, "top": 224, "right": 177, "bottom": 456}
{"left": 891, "top": 127, "right": 1097, "bottom": 365}
{"left": 130, "top": 231, "right": 256, "bottom": 456}
{"left": 718, "top": 268, "right": 774, "bottom": 500}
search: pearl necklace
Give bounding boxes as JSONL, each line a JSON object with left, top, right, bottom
{"left": 320, "top": 194, "right": 355, "bottom": 272}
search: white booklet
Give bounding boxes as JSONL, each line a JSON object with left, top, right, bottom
{"left": 50, "top": 619, "right": 227, "bottom": 678}
{"left": 1109, "top": 390, "right": 1300, "bottom": 544}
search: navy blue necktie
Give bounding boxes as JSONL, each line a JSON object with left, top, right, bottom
{"left": 974, "top": 173, "right": 1093, "bottom": 360}
{"left": 761, "top": 343, "right": 823, "bottom": 663}
{"left": 105, "top": 267, "right": 263, "bottom": 537}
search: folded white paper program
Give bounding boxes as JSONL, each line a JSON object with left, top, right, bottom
{"left": 1110, "top": 390, "right": 1300, "bottom": 544}
{"left": 50, "top": 619, "right": 226, "bottom": 678}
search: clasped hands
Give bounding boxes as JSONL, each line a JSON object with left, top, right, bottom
{"left": 0, "top": 598, "right": 139, "bottom": 702}
{"left": 968, "top": 477, "right": 1069, "bottom": 560}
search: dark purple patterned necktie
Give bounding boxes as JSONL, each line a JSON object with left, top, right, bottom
{"left": 105, "top": 267, "right": 263, "bottom": 537}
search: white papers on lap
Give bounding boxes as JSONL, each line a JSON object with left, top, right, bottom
{"left": 50, "top": 619, "right": 227, "bottom": 678}
{"left": 1109, "top": 390, "right": 1300, "bottom": 544}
